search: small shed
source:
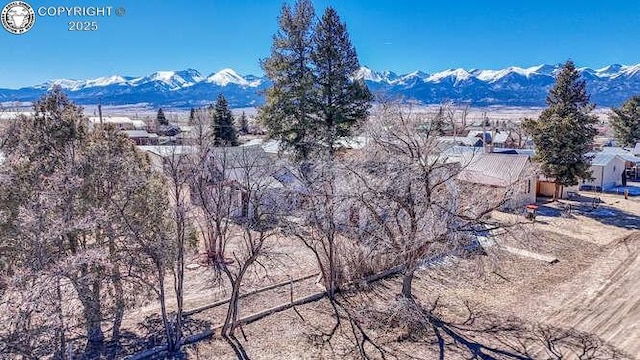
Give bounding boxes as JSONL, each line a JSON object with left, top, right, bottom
{"left": 579, "top": 153, "right": 627, "bottom": 191}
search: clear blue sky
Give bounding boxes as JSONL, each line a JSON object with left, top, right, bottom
{"left": 1, "top": 0, "right": 639, "bottom": 88}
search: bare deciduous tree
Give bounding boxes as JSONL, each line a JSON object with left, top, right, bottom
{"left": 349, "top": 103, "right": 509, "bottom": 299}
{"left": 217, "top": 147, "right": 280, "bottom": 359}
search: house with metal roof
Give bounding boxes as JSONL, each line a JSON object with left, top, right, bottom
{"left": 87, "top": 116, "right": 146, "bottom": 130}
{"left": 437, "top": 136, "right": 484, "bottom": 147}
{"left": 599, "top": 146, "right": 640, "bottom": 163}
{"left": 122, "top": 130, "right": 159, "bottom": 145}
{"left": 579, "top": 153, "right": 627, "bottom": 191}
{"left": 457, "top": 153, "right": 537, "bottom": 210}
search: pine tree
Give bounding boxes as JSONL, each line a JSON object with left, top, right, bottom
{"left": 431, "top": 106, "right": 446, "bottom": 135}
{"left": 238, "top": 111, "right": 249, "bottom": 135}
{"left": 524, "top": 60, "right": 598, "bottom": 199}
{"left": 211, "top": 94, "right": 238, "bottom": 146}
{"left": 260, "top": 1, "right": 371, "bottom": 160}
{"left": 259, "top": 0, "right": 317, "bottom": 160}
{"left": 188, "top": 107, "right": 196, "bottom": 126}
{"left": 311, "top": 7, "right": 372, "bottom": 156}
{"left": 156, "top": 108, "right": 168, "bottom": 126}
{"left": 610, "top": 95, "right": 640, "bottom": 147}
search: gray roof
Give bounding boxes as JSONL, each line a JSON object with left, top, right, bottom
{"left": 587, "top": 153, "right": 625, "bottom": 167}
{"left": 438, "top": 136, "right": 482, "bottom": 147}
{"left": 137, "top": 145, "right": 198, "bottom": 157}
{"left": 599, "top": 146, "right": 640, "bottom": 162}
{"left": 634, "top": 143, "right": 640, "bottom": 156}
{"left": 458, "top": 153, "right": 531, "bottom": 187}
{"left": 240, "top": 138, "right": 282, "bottom": 154}
{"left": 122, "top": 130, "right": 158, "bottom": 138}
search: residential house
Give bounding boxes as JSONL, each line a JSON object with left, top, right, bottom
{"left": 491, "top": 132, "right": 510, "bottom": 148}
{"left": 136, "top": 145, "right": 198, "bottom": 171}
{"left": 457, "top": 153, "right": 537, "bottom": 210}
{"left": 87, "top": 116, "right": 146, "bottom": 131}
{"left": 437, "top": 136, "right": 484, "bottom": 147}
{"left": 579, "top": 153, "right": 627, "bottom": 191}
{"left": 122, "top": 130, "right": 159, "bottom": 145}
{"left": 466, "top": 130, "right": 492, "bottom": 144}
{"left": 240, "top": 138, "right": 282, "bottom": 159}
{"left": 188, "top": 145, "right": 302, "bottom": 221}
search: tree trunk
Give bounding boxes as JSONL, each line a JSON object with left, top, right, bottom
{"left": 157, "top": 267, "right": 175, "bottom": 352}
{"left": 327, "top": 238, "right": 337, "bottom": 300}
{"left": 109, "top": 237, "right": 124, "bottom": 341}
{"left": 81, "top": 290, "right": 104, "bottom": 352}
{"left": 88, "top": 280, "right": 104, "bottom": 345}
{"left": 401, "top": 268, "right": 414, "bottom": 299}
{"left": 73, "top": 274, "right": 104, "bottom": 352}
{"left": 553, "top": 182, "right": 560, "bottom": 201}
{"left": 111, "top": 265, "right": 124, "bottom": 341}
{"left": 222, "top": 278, "right": 239, "bottom": 336}
{"left": 55, "top": 278, "right": 66, "bottom": 358}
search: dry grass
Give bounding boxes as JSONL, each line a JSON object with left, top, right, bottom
{"left": 110, "top": 194, "right": 640, "bottom": 359}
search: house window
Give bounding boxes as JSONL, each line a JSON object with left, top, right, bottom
{"left": 527, "top": 179, "right": 531, "bottom": 194}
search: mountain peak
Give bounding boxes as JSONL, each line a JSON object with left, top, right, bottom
{"left": 5, "top": 63, "right": 640, "bottom": 108}
{"left": 207, "top": 68, "right": 257, "bottom": 86}
{"left": 355, "top": 66, "right": 383, "bottom": 82}
{"left": 427, "top": 68, "right": 472, "bottom": 82}
{"left": 142, "top": 69, "right": 204, "bottom": 89}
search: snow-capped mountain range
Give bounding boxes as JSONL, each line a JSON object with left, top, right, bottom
{"left": 1, "top": 64, "right": 639, "bottom": 108}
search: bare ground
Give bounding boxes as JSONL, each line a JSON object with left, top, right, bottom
{"left": 118, "top": 193, "right": 640, "bottom": 359}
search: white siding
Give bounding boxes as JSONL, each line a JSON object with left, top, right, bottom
{"left": 581, "top": 156, "right": 626, "bottom": 190}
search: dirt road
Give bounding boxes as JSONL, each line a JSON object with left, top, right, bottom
{"left": 538, "top": 232, "right": 640, "bottom": 357}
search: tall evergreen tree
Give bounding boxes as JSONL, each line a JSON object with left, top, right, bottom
{"left": 156, "top": 108, "right": 168, "bottom": 126}
{"left": 238, "top": 111, "right": 249, "bottom": 135}
{"left": 311, "top": 7, "right": 372, "bottom": 156}
{"left": 610, "top": 95, "right": 640, "bottom": 147}
{"left": 211, "top": 94, "right": 238, "bottom": 146}
{"left": 259, "top": 0, "right": 317, "bottom": 160}
{"left": 432, "top": 106, "right": 446, "bottom": 136}
{"left": 524, "top": 60, "right": 598, "bottom": 199}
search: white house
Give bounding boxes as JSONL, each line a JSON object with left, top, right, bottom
{"left": 87, "top": 116, "right": 146, "bottom": 131}
{"left": 137, "top": 145, "right": 198, "bottom": 171}
{"left": 579, "top": 153, "right": 627, "bottom": 191}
